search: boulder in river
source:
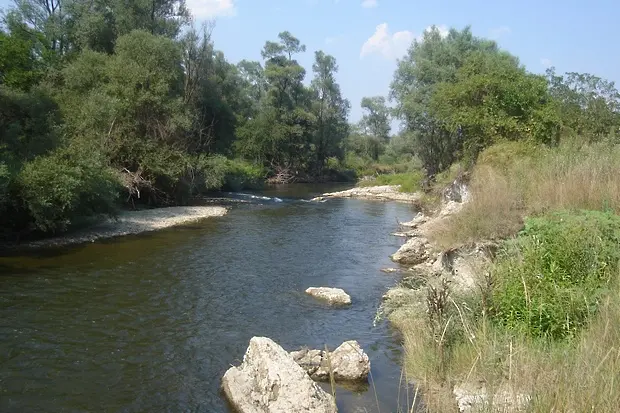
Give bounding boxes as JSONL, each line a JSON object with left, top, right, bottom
{"left": 291, "top": 340, "right": 370, "bottom": 382}
{"left": 305, "top": 287, "right": 351, "bottom": 306}
{"left": 222, "top": 337, "right": 337, "bottom": 413}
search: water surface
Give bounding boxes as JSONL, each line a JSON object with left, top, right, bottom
{"left": 0, "top": 185, "right": 417, "bottom": 412}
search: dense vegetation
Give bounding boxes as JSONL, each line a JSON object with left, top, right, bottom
{"left": 381, "top": 26, "right": 620, "bottom": 413}
{"left": 0, "top": 0, "right": 358, "bottom": 237}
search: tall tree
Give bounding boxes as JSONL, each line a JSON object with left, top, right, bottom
{"left": 391, "top": 26, "right": 498, "bottom": 176}
{"left": 310, "top": 51, "right": 350, "bottom": 170}
{"left": 359, "top": 96, "right": 390, "bottom": 143}
{"left": 236, "top": 31, "right": 315, "bottom": 178}
{"left": 546, "top": 69, "right": 620, "bottom": 141}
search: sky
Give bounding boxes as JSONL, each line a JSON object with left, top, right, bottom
{"left": 2, "top": 0, "right": 620, "bottom": 123}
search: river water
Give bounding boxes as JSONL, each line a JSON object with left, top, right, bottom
{"left": 0, "top": 185, "right": 418, "bottom": 412}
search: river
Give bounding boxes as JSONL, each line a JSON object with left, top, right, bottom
{"left": 0, "top": 184, "right": 418, "bottom": 412}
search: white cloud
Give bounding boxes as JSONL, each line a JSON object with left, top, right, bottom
{"left": 489, "top": 26, "right": 511, "bottom": 39}
{"left": 360, "top": 23, "right": 414, "bottom": 59}
{"left": 540, "top": 58, "right": 553, "bottom": 68}
{"left": 186, "top": 0, "right": 236, "bottom": 19}
{"left": 361, "top": 0, "right": 378, "bottom": 7}
{"left": 417, "top": 24, "right": 449, "bottom": 41}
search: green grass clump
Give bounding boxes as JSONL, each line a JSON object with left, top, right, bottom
{"left": 358, "top": 171, "right": 423, "bottom": 193}
{"left": 492, "top": 210, "right": 620, "bottom": 339}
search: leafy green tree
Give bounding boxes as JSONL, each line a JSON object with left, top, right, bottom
{"left": 359, "top": 96, "right": 390, "bottom": 143}
{"left": 391, "top": 26, "right": 498, "bottom": 176}
{"left": 310, "top": 51, "right": 350, "bottom": 171}
{"left": 546, "top": 69, "right": 620, "bottom": 141}
{"left": 236, "top": 32, "right": 316, "bottom": 178}
{"left": 430, "top": 50, "right": 560, "bottom": 160}
{"left": 0, "top": 28, "right": 45, "bottom": 90}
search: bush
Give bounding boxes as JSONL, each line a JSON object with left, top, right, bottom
{"left": 196, "top": 155, "right": 228, "bottom": 191}
{"left": 18, "top": 149, "right": 120, "bottom": 233}
{"left": 492, "top": 210, "right": 620, "bottom": 339}
{"left": 224, "top": 159, "right": 266, "bottom": 191}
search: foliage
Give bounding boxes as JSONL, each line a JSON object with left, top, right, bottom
{"left": 391, "top": 26, "right": 499, "bottom": 176}
{"left": 18, "top": 148, "right": 120, "bottom": 233}
{"left": 547, "top": 68, "right": 620, "bottom": 141}
{"left": 429, "top": 138, "right": 620, "bottom": 249}
{"left": 491, "top": 210, "right": 620, "bottom": 339}
{"left": 223, "top": 159, "right": 266, "bottom": 191}
{"left": 431, "top": 50, "right": 561, "bottom": 162}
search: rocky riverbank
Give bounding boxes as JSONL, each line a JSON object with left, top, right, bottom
{"left": 379, "top": 181, "right": 530, "bottom": 413}
{"left": 21, "top": 206, "right": 228, "bottom": 249}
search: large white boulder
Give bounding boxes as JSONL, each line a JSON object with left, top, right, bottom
{"left": 305, "top": 287, "right": 352, "bottom": 306}
{"left": 222, "top": 337, "right": 337, "bottom": 413}
{"left": 291, "top": 340, "right": 370, "bottom": 382}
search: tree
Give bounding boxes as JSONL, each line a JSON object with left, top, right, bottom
{"left": 310, "top": 51, "right": 350, "bottom": 171}
{"left": 360, "top": 96, "right": 390, "bottom": 143}
{"left": 236, "top": 32, "right": 316, "bottom": 177}
{"left": 391, "top": 26, "right": 498, "bottom": 176}
{"left": 546, "top": 69, "right": 620, "bottom": 141}
{"left": 430, "top": 50, "right": 560, "bottom": 160}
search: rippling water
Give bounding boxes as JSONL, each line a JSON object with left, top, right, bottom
{"left": 0, "top": 185, "right": 418, "bottom": 412}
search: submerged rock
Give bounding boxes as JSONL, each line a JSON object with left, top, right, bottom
{"left": 305, "top": 287, "right": 351, "bottom": 306}
{"left": 222, "top": 337, "right": 337, "bottom": 413}
{"left": 291, "top": 340, "right": 370, "bottom": 382}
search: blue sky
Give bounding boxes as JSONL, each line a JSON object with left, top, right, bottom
{"left": 2, "top": 0, "right": 619, "bottom": 123}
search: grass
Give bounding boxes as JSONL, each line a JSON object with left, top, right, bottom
{"left": 383, "top": 139, "right": 620, "bottom": 412}
{"left": 429, "top": 140, "right": 620, "bottom": 249}
{"left": 393, "top": 277, "right": 620, "bottom": 413}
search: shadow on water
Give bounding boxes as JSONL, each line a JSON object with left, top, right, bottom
{"left": 0, "top": 185, "right": 420, "bottom": 412}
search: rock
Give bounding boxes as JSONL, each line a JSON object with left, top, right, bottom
{"left": 401, "top": 212, "right": 428, "bottom": 228}
{"left": 380, "top": 267, "right": 401, "bottom": 274}
{"left": 453, "top": 382, "right": 530, "bottom": 413}
{"left": 222, "top": 337, "right": 337, "bottom": 413}
{"left": 305, "top": 287, "right": 351, "bottom": 306}
{"left": 391, "top": 237, "right": 430, "bottom": 265}
{"left": 291, "top": 341, "right": 370, "bottom": 382}
{"left": 290, "top": 348, "right": 324, "bottom": 372}
{"left": 443, "top": 179, "right": 470, "bottom": 203}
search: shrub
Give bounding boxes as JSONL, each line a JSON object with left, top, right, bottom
{"left": 224, "top": 159, "right": 266, "bottom": 191}
{"left": 18, "top": 148, "right": 120, "bottom": 233}
{"left": 491, "top": 210, "right": 620, "bottom": 339}
{"left": 196, "top": 155, "right": 228, "bottom": 191}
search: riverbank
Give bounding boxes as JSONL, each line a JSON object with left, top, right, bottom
{"left": 377, "top": 141, "right": 620, "bottom": 413}
{"left": 17, "top": 206, "right": 227, "bottom": 249}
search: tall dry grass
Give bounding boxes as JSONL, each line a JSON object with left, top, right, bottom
{"left": 393, "top": 276, "right": 620, "bottom": 413}
{"left": 429, "top": 140, "right": 620, "bottom": 249}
